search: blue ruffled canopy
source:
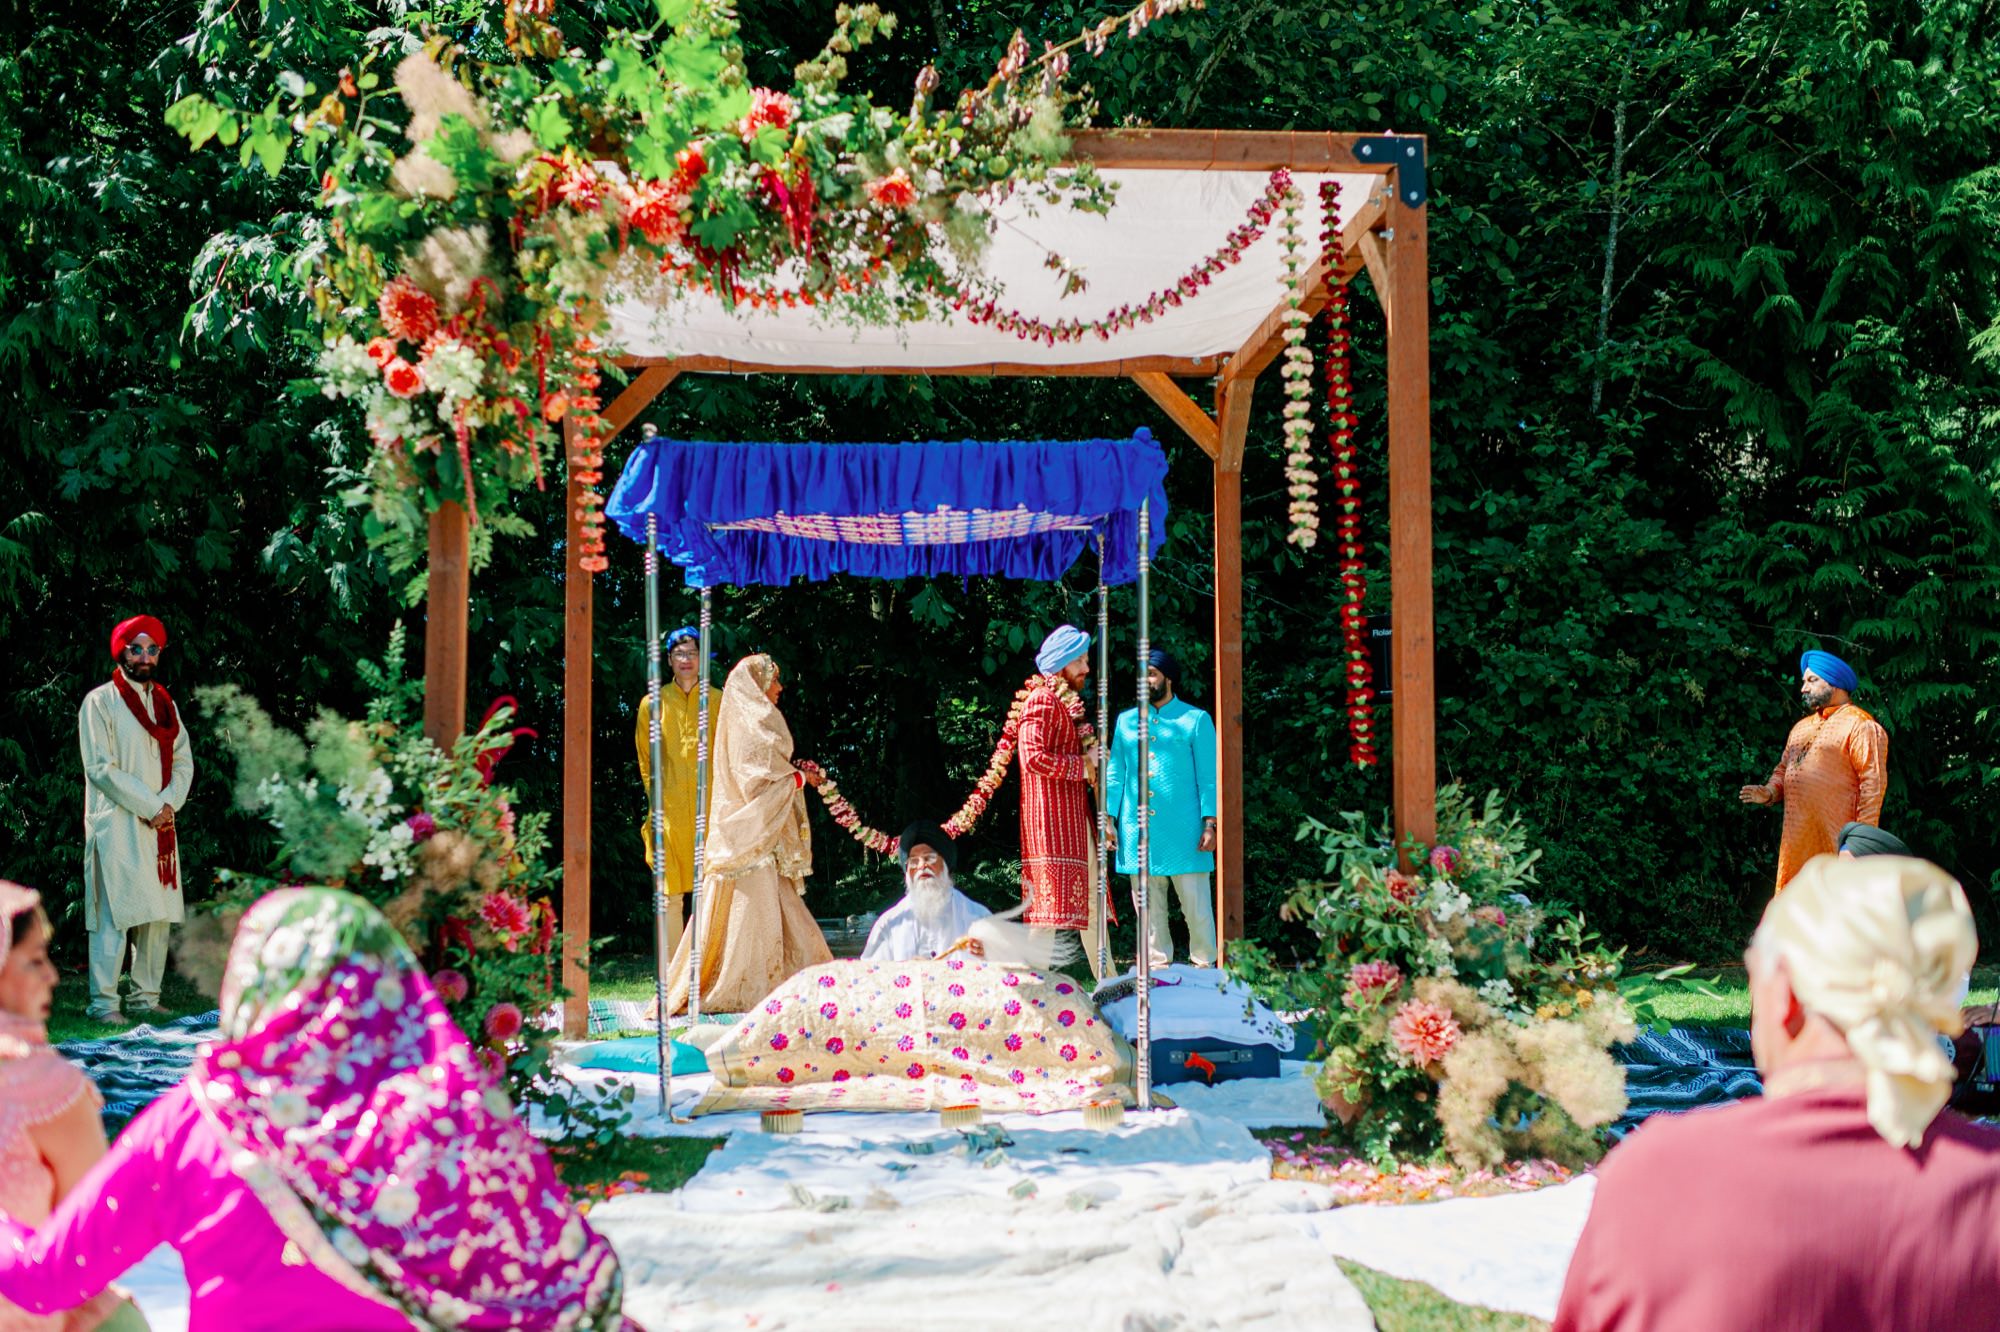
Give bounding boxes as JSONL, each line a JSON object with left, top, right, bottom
{"left": 606, "top": 432, "right": 1170, "bottom": 587}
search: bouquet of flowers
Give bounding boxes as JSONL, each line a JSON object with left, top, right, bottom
{"left": 1231, "top": 786, "right": 1637, "bottom": 1169}
{"left": 195, "top": 628, "right": 613, "bottom": 1131}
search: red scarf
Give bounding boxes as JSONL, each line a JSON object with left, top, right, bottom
{"left": 111, "top": 668, "right": 180, "bottom": 890}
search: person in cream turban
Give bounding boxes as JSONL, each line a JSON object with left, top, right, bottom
{"left": 1554, "top": 855, "right": 2000, "bottom": 1331}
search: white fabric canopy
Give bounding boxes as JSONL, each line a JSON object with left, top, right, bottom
{"left": 606, "top": 168, "right": 1380, "bottom": 370}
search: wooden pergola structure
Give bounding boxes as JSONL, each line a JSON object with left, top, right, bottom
{"left": 419, "top": 129, "right": 1434, "bottom": 1036}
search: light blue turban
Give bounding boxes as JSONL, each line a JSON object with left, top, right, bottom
{"left": 1035, "top": 625, "right": 1092, "bottom": 676}
{"left": 1800, "top": 649, "right": 1858, "bottom": 693}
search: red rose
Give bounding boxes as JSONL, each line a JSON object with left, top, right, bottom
{"left": 382, "top": 357, "right": 424, "bottom": 399}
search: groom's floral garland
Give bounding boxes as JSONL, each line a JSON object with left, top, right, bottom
{"left": 809, "top": 675, "right": 1094, "bottom": 855}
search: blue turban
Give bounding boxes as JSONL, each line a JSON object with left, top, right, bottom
{"left": 1147, "top": 648, "right": 1182, "bottom": 690}
{"left": 1035, "top": 625, "right": 1092, "bottom": 676}
{"left": 1799, "top": 650, "right": 1858, "bottom": 693}
{"left": 665, "top": 625, "right": 699, "bottom": 650}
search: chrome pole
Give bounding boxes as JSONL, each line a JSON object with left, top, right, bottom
{"left": 1095, "top": 534, "right": 1112, "bottom": 981}
{"left": 645, "top": 514, "right": 670, "bottom": 1114}
{"left": 1135, "top": 499, "right": 1153, "bottom": 1111}
{"left": 690, "top": 587, "right": 712, "bottom": 1026}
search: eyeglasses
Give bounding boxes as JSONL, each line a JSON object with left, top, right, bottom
{"left": 123, "top": 645, "right": 163, "bottom": 659}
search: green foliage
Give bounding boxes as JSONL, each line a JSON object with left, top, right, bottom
{"left": 4, "top": 0, "right": 1998, "bottom": 991}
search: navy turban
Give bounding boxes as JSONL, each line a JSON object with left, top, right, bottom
{"left": 1838, "top": 822, "right": 1911, "bottom": 858}
{"left": 665, "top": 625, "right": 700, "bottom": 650}
{"left": 1799, "top": 650, "right": 1858, "bottom": 693}
{"left": 1147, "top": 648, "right": 1182, "bottom": 690}
{"left": 1036, "top": 625, "right": 1092, "bottom": 675}
{"left": 897, "top": 820, "right": 958, "bottom": 874}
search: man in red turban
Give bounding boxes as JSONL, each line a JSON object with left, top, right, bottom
{"left": 78, "top": 615, "right": 193, "bottom": 1022}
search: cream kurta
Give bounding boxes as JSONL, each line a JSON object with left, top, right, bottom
{"left": 79, "top": 679, "right": 192, "bottom": 931}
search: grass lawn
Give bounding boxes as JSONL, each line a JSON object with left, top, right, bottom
{"left": 1341, "top": 1261, "right": 1549, "bottom": 1331}
{"left": 1624, "top": 961, "right": 2000, "bottom": 1028}
{"left": 46, "top": 968, "right": 213, "bottom": 1044}
{"left": 549, "top": 1134, "right": 727, "bottom": 1205}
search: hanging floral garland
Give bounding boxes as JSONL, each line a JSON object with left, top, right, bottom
{"left": 170, "top": 0, "right": 1207, "bottom": 574}
{"left": 805, "top": 675, "right": 1095, "bottom": 855}
{"left": 1320, "top": 180, "right": 1375, "bottom": 767}
{"left": 938, "top": 169, "right": 1295, "bottom": 345}
{"left": 1278, "top": 179, "right": 1317, "bottom": 548}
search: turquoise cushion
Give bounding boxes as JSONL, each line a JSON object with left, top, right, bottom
{"left": 572, "top": 1036, "right": 709, "bottom": 1076}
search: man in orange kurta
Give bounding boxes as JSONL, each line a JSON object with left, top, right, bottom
{"left": 1739, "top": 650, "right": 1888, "bottom": 891}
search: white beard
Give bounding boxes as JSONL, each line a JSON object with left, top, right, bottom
{"left": 905, "top": 869, "right": 955, "bottom": 926}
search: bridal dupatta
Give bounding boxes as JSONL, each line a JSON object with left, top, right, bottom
{"left": 701, "top": 655, "right": 812, "bottom": 889}
{"left": 190, "top": 889, "right": 627, "bottom": 1330}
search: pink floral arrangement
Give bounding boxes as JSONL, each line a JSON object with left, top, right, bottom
{"left": 1343, "top": 961, "right": 1403, "bottom": 1006}
{"left": 1387, "top": 999, "right": 1462, "bottom": 1067}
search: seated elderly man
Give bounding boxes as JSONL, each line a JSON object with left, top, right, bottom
{"left": 1554, "top": 854, "right": 2000, "bottom": 1331}
{"left": 859, "top": 820, "right": 992, "bottom": 962}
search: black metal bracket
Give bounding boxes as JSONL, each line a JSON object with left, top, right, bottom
{"left": 1353, "top": 135, "right": 1428, "bottom": 208}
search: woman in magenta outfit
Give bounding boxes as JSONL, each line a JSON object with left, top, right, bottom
{"left": 0, "top": 888, "right": 633, "bottom": 1331}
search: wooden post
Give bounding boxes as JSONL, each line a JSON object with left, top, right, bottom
{"left": 556, "top": 368, "right": 681, "bottom": 1039}
{"left": 422, "top": 502, "right": 470, "bottom": 748}
{"left": 1384, "top": 192, "right": 1436, "bottom": 852}
{"left": 1212, "top": 376, "right": 1255, "bottom": 959}
{"left": 562, "top": 422, "right": 594, "bottom": 1038}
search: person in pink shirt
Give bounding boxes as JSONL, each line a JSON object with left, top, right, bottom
{"left": 0, "top": 882, "right": 127, "bottom": 1332}
{"left": 0, "top": 888, "right": 633, "bottom": 1331}
{"left": 1555, "top": 854, "right": 2000, "bottom": 1331}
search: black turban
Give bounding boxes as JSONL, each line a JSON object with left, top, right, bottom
{"left": 1838, "top": 822, "right": 1912, "bottom": 858}
{"left": 897, "top": 820, "right": 958, "bottom": 873}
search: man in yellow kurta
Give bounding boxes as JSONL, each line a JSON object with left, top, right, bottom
{"left": 635, "top": 627, "right": 713, "bottom": 956}
{"left": 1739, "top": 649, "right": 1888, "bottom": 892}
{"left": 79, "top": 615, "right": 193, "bottom": 1021}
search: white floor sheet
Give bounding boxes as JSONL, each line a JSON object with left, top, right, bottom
{"left": 1297, "top": 1175, "right": 1598, "bottom": 1322}
{"left": 95, "top": 1058, "right": 1604, "bottom": 1330}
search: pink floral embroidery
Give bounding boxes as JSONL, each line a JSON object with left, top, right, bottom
{"left": 895, "top": 1002, "right": 913, "bottom": 1019}
{"left": 894, "top": 975, "right": 911, "bottom": 988}
{"left": 906, "top": 1063, "right": 925, "bottom": 1079}
{"left": 819, "top": 975, "right": 837, "bottom": 987}
{"left": 1057, "top": 1010, "right": 1076, "bottom": 1027}
{"left": 776, "top": 1067, "right": 795, "bottom": 1083}
{"left": 951, "top": 1046, "right": 969, "bottom": 1060}
{"left": 948, "top": 1012, "right": 967, "bottom": 1030}
{"left": 896, "top": 1034, "right": 915, "bottom": 1052}
{"left": 1055, "top": 983, "right": 1074, "bottom": 995}
{"left": 825, "top": 1037, "right": 845, "bottom": 1054}
{"left": 770, "top": 1033, "right": 789, "bottom": 1051}
{"left": 820, "top": 1002, "right": 839, "bottom": 1020}
{"left": 1060, "top": 1044, "right": 1078, "bottom": 1061}
{"left": 832, "top": 1070, "right": 850, "bottom": 1082}
{"left": 765, "top": 1000, "right": 784, "bottom": 1014}
{"left": 947, "top": 960, "right": 964, "bottom": 971}
{"left": 1008, "top": 1069, "right": 1025, "bottom": 1084}
{"left": 1002, "top": 974, "right": 1020, "bottom": 987}
{"left": 947, "top": 984, "right": 966, "bottom": 997}
{"left": 1005, "top": 1034, "right": 1023, "bottom": 1052}
{"left": 1003, "top": 1000, "right": 1022, "bottom": 1016}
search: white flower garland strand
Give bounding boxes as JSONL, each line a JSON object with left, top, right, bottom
{"left": 1277, "top": 181, "right": 1319, "bottom": 548}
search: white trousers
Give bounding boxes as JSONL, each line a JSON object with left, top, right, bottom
{"left": 1128, "top": 872, "right": 1218, "bottom": 966}
{"left": 88, "top": 917, "right": 171, "bottom": 1017}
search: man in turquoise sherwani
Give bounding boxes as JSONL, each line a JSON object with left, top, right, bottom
{"left": 1105, "top": 649, "right": 1219, "bottom": 966}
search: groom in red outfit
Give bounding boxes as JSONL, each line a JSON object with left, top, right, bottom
{"left": 1018, "top": 625, "right": 1107, "bottom": 980}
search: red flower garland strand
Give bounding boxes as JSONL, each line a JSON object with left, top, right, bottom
{"left": 805, "top": 675, "right": 1095, "bottom": 854}
{"left": 1320, "top": 180, "right": 1375, "bottom": 767}
{"left": 935, "top": 169, "right": 1294, "bottom": 346}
